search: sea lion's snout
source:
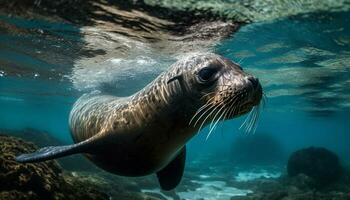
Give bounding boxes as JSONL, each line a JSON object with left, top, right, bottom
{"left": 217, "top": 72, "right": 262, "bottom": 118}
{"left": 245, "top": 76, "right": 263, "bottom": 107}
{"left": 247, "top": 76, "right": 259, "bottom": 90}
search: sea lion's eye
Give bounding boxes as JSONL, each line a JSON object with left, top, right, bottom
{"left": 198, "top": 67, "right": 218, "bottom": 82}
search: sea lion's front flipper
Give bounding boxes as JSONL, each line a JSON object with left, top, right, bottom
{"left": 16, "top": 134, "right": 100, "bottom": 163}
{"left": 156, "top": 146, "right": 186, "bottom": 191}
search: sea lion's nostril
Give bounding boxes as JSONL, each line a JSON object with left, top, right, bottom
{"left": 247, "top": 76, "right": 259, "bottom": 89}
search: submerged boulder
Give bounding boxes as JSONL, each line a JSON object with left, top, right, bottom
{"left": 0, "top": 133, "right": 164, "bottom": 200}
{"left": 0, "top": 134, "right": 108, "bottom": 200}
{"left": 2, "top": 128, "right": 97, "bottom": 172}
{"left": 287, "top": 147, "right": 342, "bottom": 187}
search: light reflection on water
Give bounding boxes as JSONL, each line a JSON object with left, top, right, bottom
{"left": 216, "top": 11, "right": 350, "bottom": 116}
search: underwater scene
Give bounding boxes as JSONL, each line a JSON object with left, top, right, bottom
{"left": 0, "top": 0, "right": 350, "bottom": 199}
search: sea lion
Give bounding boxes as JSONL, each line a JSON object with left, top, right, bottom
{"left": 16, "top": 53, "right": 262, "bottom": 190}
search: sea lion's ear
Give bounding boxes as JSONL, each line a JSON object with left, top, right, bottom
{"left": 167, "top": 74, "right": 183, "bottom": 84}
{"left": 156, "top": 146, "right": 186, "bottom": 191}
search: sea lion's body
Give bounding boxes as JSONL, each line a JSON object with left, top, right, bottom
{"left": 69, "top": 77, "right": 197, "bottom": 176}
{"left": 16, "top": 53, "right": 263, "bottom": 190}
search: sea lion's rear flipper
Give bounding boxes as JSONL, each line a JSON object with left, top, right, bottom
{"left": 16, "top": 134, "right": 99, "bottom": 163}
{"left": 156, "top": 146, "right": 186, "bottom": 191}
{"left": 16, "top": 144, "right": 82, "bottom": 163}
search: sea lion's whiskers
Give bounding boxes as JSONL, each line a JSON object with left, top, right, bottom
{"left": 237, "top": 88, "right": 257, "bottom": 134}
{"left": 203, "top": 100, "right": 226, "bottom": 125}
{"left": 207, "top": 104, "right": 225, "bottom": 135}
{"left": 246, "top": 106, "right": 257, "bottom": 134}
{"left": 239, "top": 107, "right": 253, "bottom": 131}
{"left": 194, "top": 86, "right": 233, "bottom": 126}
{"left": 208, "top": 106, "right": 224, "bottom": 132}
{"left": 223, "top": 100, "right": 234, "bottom": 121}
{"left": 214, "top": 91, "right": 240, "bottom": 122}
{"left": 189, "top": 99, "right": 215, "bottom": 125}
{"left": 206, "top": 107, "right": 227, "bottom": 140}
{"left": 206, "top": 92, "right": 241, "bottom": 139}
{"left": 246, "top": 106, "right": 255, "bottom": 133}
{"left": 198, "top": 102, "right": 224, "bottom": 132}
{"left": 243, "top": 100, "right": 262, "bottom": 135}
{"left": 193, "top": 100, "right": 220, "bottom": 128}
{"left": 205, "top": 102, "right": 232, "bottom": 140}
{"left": 227, "top": 103, "right": 238, "bottom": 120}
{"left": 189, "top": 94, "right": 219, "bottom": 126}
{"left": 226, "top": 94, "right": 242, "bottom": 118}
{"left": 247, "top": 107, "right": 258, "bottom": 134}
{"left": 209, "top": 103, "right": 226, "bottom": 129}
{"left": 251, "top": 105, "right": 261, "bottom": 134}
{"left": 220, "top": 94, "right": 239, "bottom": 121}
{"left": 255, "top": 105, "right": 262, "bottom": 130}
{"left": 248, "top": 106, "right": 259, "bottom": 134}
{"left": 221, "top": 104, "right": 235, "bottom": 130}
{"left": 200, "top": 91, "right": 216, "bottom": 100}
{"left": 196, "top": 94, "right": 232, "bottom": 130}
{"left": 217, "top": 84, "right": 232, "bottom": 87}
{"left": 192, "top": 88, "right": 233, "bottom": 127}
{"left": 218, "top": 107, "right": 231, "bottom": 137}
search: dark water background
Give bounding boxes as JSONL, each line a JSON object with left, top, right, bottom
{"left": 0, "top": 7, "right": 350, "bottom": 198}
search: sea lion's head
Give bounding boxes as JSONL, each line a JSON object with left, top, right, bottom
{"left": 167, "top": 53, "right": 262, "bottom": 132}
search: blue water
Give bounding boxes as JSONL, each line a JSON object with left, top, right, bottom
{"left": 191, "top": 11, "right": 350, "bottom": 163}
{"left": 0, "top": 9, "right": 350, "bottom": 198}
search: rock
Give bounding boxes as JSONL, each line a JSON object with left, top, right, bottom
{"left": 231, "top": 152, "right": 350, "bottom": 200}
{"left": 0, "top": 134, "right": 63, "bottom": 199}
{"left": 62, "top": 171, "right": 161, "bottom": 200}
{"left": 0, "top": 131, "right": 165, "bottom": 199}
{"left": 1, "top": 128, "right": 98, "bottom": 172}
{"left": 0, "top": 134, "right": 109, "bottom": 200}
{"left": 285, "top": 173, "right": 317, "bottom": 190}
{"left": 287, "top": 147, "right": 342, "bottom": 187}
{"left": 231, "top": 173, "right": 350, "bottom": 200}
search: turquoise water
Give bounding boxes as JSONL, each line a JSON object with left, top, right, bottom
{"left": 214, "top": 11, "right": 350, "bottom": 162}
{"left": 0, "top": 9, "right": 350, "bottom": 199}
{"left": 1, "top": 11, "right": 349, "bottom": 160}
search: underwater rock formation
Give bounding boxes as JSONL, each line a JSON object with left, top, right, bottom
{"left": 231, "top": 171, "right": 350, "bottom": 200}
{"left": 0, "top": 134, "right": 109, "bottom": 200}
{"left": 230, "top": 134, "right": 286, "bottom": 166}
{"left": 0, "top": 133, "right": 169, "bottom": 199}
{"left": 231, "top": 147, "right": 350, "bottom": 200}
{"left": 287, "top": 147, "right": 342, "bottom": 187}
{"left": 1, "top": 128, "right": 98, "bottom": 172}
{"left": 64, "top": 171, "right": 162, "bottom": 200}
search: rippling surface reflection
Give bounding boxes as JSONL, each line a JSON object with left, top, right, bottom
{"left": 216, "top": 11, "right": 350, "bottom": 116}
